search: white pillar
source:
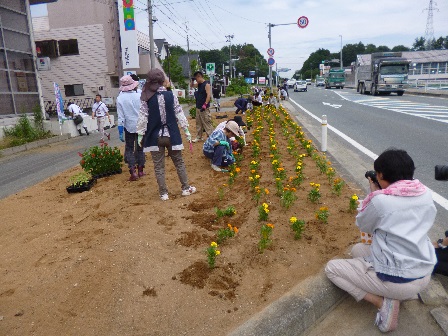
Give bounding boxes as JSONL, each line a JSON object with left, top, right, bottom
{"left": 321, "top": 115, "right": 328, "bottom": 152}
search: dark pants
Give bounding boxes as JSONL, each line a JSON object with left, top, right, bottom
{"left": 434, "top": 248, "right": 448, "bottom": 276}
{"left": 203, "top": 145, "right": 234, "bottom": 167}
{"left": 125, "top": 129, "right": 145, "bottom": 169}
{"left": 234, "top": 102, "right": 247, "bottom": 114}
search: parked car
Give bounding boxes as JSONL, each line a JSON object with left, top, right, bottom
{"left": 294, "top": 80, "right": 307, "bottom": 92}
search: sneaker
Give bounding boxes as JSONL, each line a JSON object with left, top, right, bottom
{"left": 160, "top": 194, "right": 169, "bottom": 201}
{"left": 106, "top": 133, "right": 111, "bottom": 140}
{"left": 182, "top": 186, "right": 197, "bottom": 196}
{"left": 191, "top": 138, "right": 202, "bottom": 143}
{"left": 211, "top": 164, "right": 229, "bottom": 172}
{"left": 374, "top": 298, "right": 400, "bottom": 332}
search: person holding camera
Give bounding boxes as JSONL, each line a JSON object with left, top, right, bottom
{"left": 92, "top": 94, "right": 111, "bottom": 141}
{"left": 325, "top": 148, "right": 437, "bottom": 333}
{"left": 191, "top": 71, "right": 213, "bottom": 143}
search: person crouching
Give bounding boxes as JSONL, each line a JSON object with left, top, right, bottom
{"left": 202, "top": 120, "right": 240, "bottom": 172}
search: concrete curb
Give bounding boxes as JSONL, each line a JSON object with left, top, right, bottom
{"left": 228, "top": 271, "right": 347, "bottom": 336}
{"left": 0, "top": 134, "right": 71, "bottom": 157}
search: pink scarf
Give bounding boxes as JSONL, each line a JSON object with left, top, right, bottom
{"left": 360, "top": 179, "right": 426, "bottom": 212}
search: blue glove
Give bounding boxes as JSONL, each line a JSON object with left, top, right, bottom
{"left": 118, "top": 125, "right": 124, "bottom": 142}
{"left": 219, "top": 140, "right": 229, "bottom": 149}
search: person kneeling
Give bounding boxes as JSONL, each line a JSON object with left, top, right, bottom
{"left": 203, "top": 120, "right": 240, "bottom": 172}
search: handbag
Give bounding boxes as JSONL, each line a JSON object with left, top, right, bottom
{"left": 73, "top": 115, "right": 83, "bottom": 125}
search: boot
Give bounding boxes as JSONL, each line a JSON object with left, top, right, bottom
{"left": 129, "top": 167, "right": 138, "bottom": 181}
{"left": 138, "top": 166, "right": 146, "bottom": 177}
{"left": 84, "top": 127, "right": 89, "bottom": 135}
{"left": 77, "top": 129, "right": 83, "bottom": 136}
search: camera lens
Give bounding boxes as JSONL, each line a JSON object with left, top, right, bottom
{"left": 435, "top": 165, "right": 448, "bottom": 181}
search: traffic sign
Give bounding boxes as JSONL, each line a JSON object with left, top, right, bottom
{"left": 297, "top": 16, "right": 309, "bottom": 29}
{"left": 267, "top": 57, "right": 275, "bottom": 67}
{"left": 267, "top": 48, "right": 275, "bottom": 56}
{"left": 206, "top": 63, "right": 215, "bottom": 75}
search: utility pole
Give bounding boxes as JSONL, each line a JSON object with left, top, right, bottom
{"left": 268, "top": 23, "right": 273, "bottom": 90}
{"left": 225, "top": 34, "right": 234, "bottom": 79}
{"left": 339, "top": 35, "right": 343, "bottom": 69}
{"left": 186, "top": 22, "right": 191, "bottom": 80}
{"left": 148, "top": 0, "right": 155, "bottom": 69}
{"left": 167, "top": 44, "right": 171, "bottom": 83}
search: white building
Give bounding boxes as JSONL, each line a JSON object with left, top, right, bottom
{"left": 32, "top": 0, "right": 164, "bottom": 114}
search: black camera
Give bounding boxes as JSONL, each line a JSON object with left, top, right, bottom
{"left": 365, "top": 170, "right": 381, "bottom": 189}
{"left": 435, "top": 165, "right": 448, "bottom": 181}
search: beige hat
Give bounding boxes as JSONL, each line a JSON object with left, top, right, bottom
{"left": 225, "top": 120, "right": 240, "bottom": 137}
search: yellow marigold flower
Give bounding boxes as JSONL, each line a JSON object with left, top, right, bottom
{"left": 215, "top": 250, "right": 221, "bottom": 255}
{"left": 262, "top": 203, "right": 268, "bottom": 208}
{"left": 265, "top": 209, "right": 270, "bottom": 213}
{"left": 310, "top": 182, "right": 315, "bottom": 186}
{"left": 211, "top": 242, "right": 218, "bottom": 247}
{"left": 272, "top": 160, "right": 278, "bottom": 164}
{"left": 319, "top": 206, "right": 328, "bottom": 211}
{"left": 290, "top": 216, "right": 297, "bottom": 223}
{"left": 352, "top": 194, "right": 359, "bottom": 200}
{"left": 255, "top": 175, "right": 260, "bottom": 179}
{"left": 257, "top": 189, "right": 261, "bottom": 193}
{"left": 306, "top": 145, "right": 310, "bottom": 148}
{"left": 264, "top": 188, "right": 269, "bottom": 194}
{"left": 230, "top": 172, "right": 234, "bottom": 177}
{"left": 316, "top": 184, "right": 321, "bottom": 188}
{"left": 251, "top": 160, "right": 257, "bottom": 165}
{"left": 249, "top": 177, "right": 254, "bottom": 181}
{"left": 276, "top": 177, "right": 280, "bottom": 181}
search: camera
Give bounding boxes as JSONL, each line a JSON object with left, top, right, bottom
{"left": 365, "top": 170, "right": 381, "bottom": 189}
{"left": 435, "top": 165, "right": 448, "bottom": 181}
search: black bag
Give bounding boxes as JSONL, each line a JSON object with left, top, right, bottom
{"left": 73, "top": 115, "right": 83, "bottom": 125}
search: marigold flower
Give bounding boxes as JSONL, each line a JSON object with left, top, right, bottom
{"left": 310, "top": 182, "right": 315, "bottom": 186}
{"left": 264, "top": 188, "right": 269, "bottom": 194}
{"left": 283, "top": 187, "right": 289, "bottom": 191}
{"left": 249, "top": 177, "right": 254, "bottom": 181}
{"left": 352, "top": 194, "right": 359, "bottom": 200}
{"left": 215, "top": 250, "right": 221, "bottom": 255}
{"left": 291, "top": 187, "right": 297, "bottom": 192}
{"left": 262, "top": 202, "right": 268, "bottom": 208}
{"left": 233, "top": 227, "right": 239, "bottom": 233}
{"left": 319, "top": 206, "right": 328, "bottom": 211}
{"left": 251, "top": 169, "right": 256, "bottom": 174}
{"left": 277, "top": 167, "right": 284, "bottom": 171}
{"left": 266, "top": 223, "right": 274, "bottom": 229}
{"left": 290, "top": 216, "right": 297, "bottom": 223}
{"left": 227, "top": 223, "right": 232, "bottom": 229}
{"left": 255, "top": 175, "right": 260, "bottom": 179}
{"left": 210, "top": 242, "right": 218, "bottom": 247}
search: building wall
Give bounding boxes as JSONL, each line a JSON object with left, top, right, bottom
{"left": 34, "top": 24, "right": 113, "bottom": 103}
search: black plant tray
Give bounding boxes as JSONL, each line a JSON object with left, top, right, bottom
{"left": 92, "top": 168, "right": 122, "bottom": 179}
{"left": 66, "top": 179, "right": 97, "bottom": 193}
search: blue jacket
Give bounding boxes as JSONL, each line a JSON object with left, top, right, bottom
{"left": 143, "top": 91, "right": 182, "bottom": 148}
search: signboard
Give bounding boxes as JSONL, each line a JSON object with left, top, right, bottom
{"left": 37, "top": 57, "right": 50, "bottom": 71}
{"left": 258, "top": 77, "right": 266, "bottom": 84}
{"left": 102, "top": 97, "right": 114, "bottom": 105}
{"left": 174, "top": 89, "right": 185, "bottom": 98}
{"left": 124, "top": 70, "right": 137, "bottom": 76}
{"left": 267, "top": 57, "right": 275, "bottom": 67}
{"left": 245, "top": 78, "right": 254, "bottom": 84}
{"left": 267, "top": 48, "right": 275, "bottom": 56}
{"left": 249, "top": 71, "right": 255, "bottom": 76}
{"left": 118, "top": 0, "right": 139, "bottom": 69}
{"left": 188, "top": 89, "right": 195, "bottom": 96}
{"left": 297, "top": 16, "right": 309, "bottom": 29}
{"left": 206, "top": 63, "right": 216, "bottom": 75}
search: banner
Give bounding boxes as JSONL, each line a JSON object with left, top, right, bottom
{"left": 54, "top": 82, "right": 65, "bottom": 125}
{"left": 118, "top": 0, "right": 139, "bottom": 69}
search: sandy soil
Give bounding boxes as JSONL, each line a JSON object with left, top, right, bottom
{"left": 0, "top": 105, "right": 360, "bottom": 336}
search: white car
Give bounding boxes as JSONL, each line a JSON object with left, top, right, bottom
{"left": 286, "top": 78, "right": 296, "bottom": 88}
{"left": 294, "top": 80, "right": 307, "bottom": 92}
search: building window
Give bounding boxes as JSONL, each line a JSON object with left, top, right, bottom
{"left": 58, "top": 39, "right": 79, "bottom": 56}
{"left": 65, "top": 84, "right": 84, "bottom": 97}
{"left": 36, "top": 40, "right": 58, "bottom": 58}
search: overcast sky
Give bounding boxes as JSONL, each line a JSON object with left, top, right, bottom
{"left": 32, "top": 0, "right": 448, "bottom": 78}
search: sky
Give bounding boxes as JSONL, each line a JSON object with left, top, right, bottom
{"left": 31, "top": 0, "right": 448, "bottom": 79}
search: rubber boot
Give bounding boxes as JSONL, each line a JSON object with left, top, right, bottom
{"left": 78, "top": 129, "right": 83, "bottom": 136}
{"left": 84, "top": 127, "right": 89, "bottom": 135}
{"left": 138, "top": 166, "right": 146, "bottom": 178}
{"left": 129, "top": 167, "right": 138, "bottom": 181}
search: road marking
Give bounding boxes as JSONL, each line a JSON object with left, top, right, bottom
{"left": 322, "top": 102, "right": 342, "bottom": 108}
{"left": 335, "top": 91, "right": 448, "bottom": 123}
{"left": 288, "top": 97, "right": 448, "bottom": 211}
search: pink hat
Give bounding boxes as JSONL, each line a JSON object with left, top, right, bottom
{"left": 119, "top": 75, "right": 139, "bottom": 92}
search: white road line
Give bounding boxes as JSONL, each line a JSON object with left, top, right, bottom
{"left": 288, "top": 97, "right": 448, "bottom": 211}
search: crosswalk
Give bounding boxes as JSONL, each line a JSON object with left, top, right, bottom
{"left": 334, "top": 91, "right": 448, "bottom": 124}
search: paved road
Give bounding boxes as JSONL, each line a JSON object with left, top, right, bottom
{"left": 0, "top": 131, "right": 122, "bottom": 199}
{"left": 287, "top": 86, "right": 448, "bottom": 238}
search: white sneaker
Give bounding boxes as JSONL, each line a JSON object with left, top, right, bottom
{"left": 211, "top": 164, "right": 222, "bottom": 172}
{"left": 191, "top": 138, "right": 202, "bottom": 143}
{"left": 160, "top": 193, "right": 169, "bottom": 201}
{"left": 182, "top": 186, "right": 197, "bottom": 196}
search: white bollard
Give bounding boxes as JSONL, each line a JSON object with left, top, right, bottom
{"left": 321, "top": 115, "right": 327, "bottom": 152}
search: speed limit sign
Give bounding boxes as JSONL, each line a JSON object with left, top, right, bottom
{"left": 297, "top": 16, "right": 309, "bottom": 29}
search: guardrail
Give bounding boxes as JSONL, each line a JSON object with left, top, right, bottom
{"left": 408, "top": 79, "right": 448, "bottom": 91}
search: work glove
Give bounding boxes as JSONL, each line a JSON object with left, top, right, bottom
{"left": 202, "top": 104, "right": 207, "bottom": 110}
{"left": 184, "top": 128, "right": 192, "bottom": 142}
{"left": 138, "top": 134, "right": 144, "bottom": 147}
{"left": 219, "top": 140, "right": 230, "bottom": 149}
{"left": 118, "top": 125, "right": 125, "bottom": 142}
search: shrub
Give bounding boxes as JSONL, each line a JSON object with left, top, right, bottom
{"left": 79, "top": 143, "right": 123, "bottom": 176}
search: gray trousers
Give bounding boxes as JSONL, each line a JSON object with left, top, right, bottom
{"left": 150, "top": 146, "right": 189, "bottom": 195}
{"left": 325, "top": 243, "right": 431, "bottom": 302}
{"left": 195, "top": 108, "right": 213, "bottom": 139}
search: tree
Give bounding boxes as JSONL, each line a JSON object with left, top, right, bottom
{"left": 162, "top": 55, "right": 185, "bottom": 88}
{"left": 433, "top": 36, "right": 445, "bottom": 50}
{"left": 169, "top": 45, "right": 187, "bottom": 56}
{"left": 365, "top": 44, "right": 377, "bottom": 54}
{"left": 412, "top": 37, "right": 426, "bottom": 51}
{"left": 391, "top": 45, "right": 410, "bottom": 52}
{"left": 341, "top": 42, "right": 365, "bottom": 66}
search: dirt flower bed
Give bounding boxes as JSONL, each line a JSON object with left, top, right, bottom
{"left": 0, "top": 104, "right": 360, "bottom": 335}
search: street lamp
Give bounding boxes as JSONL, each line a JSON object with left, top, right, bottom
{"left": 339, "top": 35, "right": 343, "bottom": 69}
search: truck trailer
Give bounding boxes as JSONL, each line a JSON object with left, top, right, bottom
{"left": 355, "top": 52, "right": 410, "bottom": 96}
{"left": 324, "top": 69, "right": 345, "bottom": 89}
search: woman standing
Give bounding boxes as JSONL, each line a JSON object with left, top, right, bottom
{"left": 325, "top": 148, "right": 436, "bottom": 332}
{"left": 137, "top": 69, "right": 196, "bottom": 201}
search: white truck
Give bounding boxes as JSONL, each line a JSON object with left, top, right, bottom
{"left": 355, "top": 52, "right": 410, "bottom": 96}
{"left": 286, "top": 78, "right": 296, "bottom": 88}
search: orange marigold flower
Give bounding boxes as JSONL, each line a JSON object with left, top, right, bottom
{"left": 233, "top": 227, "right": 239, "bottom": 233}
{"left": 264, "top": 188, "right": 269, "bottom": 194}
{"left": 266, "top": 223, "right": 274, "bottom": 229}
{"left": 235, "top": 167, "right": 241, "bottom": 173}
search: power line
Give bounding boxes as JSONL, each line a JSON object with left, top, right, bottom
{"left": 213, "top": 3, "right": 267, "bottom": 25}
{"left": 191, "top": 0, "right": 223, "bottom": 40}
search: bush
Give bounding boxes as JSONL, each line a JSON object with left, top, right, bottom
{"left": 189, "top": 107, "right": 196, "bottom": 119}
{"left": 2, "top": 112, "right": 51, "bottom": 148}
{"left": 225, "top": 77, "right": 250, "bottom": 96}
{"left": 79, "top": 143, "right": 123, "bottom": 176}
